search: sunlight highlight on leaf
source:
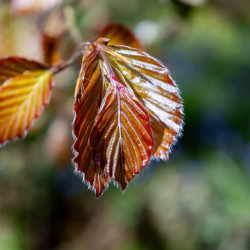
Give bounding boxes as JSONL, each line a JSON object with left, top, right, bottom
{"left": 0, "top": 57, "right": 53, "bottom": 144}
{"left": 73, "top": 26, "right": 183, "bottom": 196}
{"left": 89, "top": 84, "right": 154, "bottom": 191}
{"left": 101, "top": 44, "right": 183, "bottom": 160}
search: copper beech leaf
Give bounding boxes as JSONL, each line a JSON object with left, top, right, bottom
{"left": 0, "top": 57, "right": 53, "bottom": 144}
{"left": 98, "top": 23, "right": 144, "bottom": 50}
{"left": 42, "top": 9, "right": 69, "bottom": 65}
{"left": 73, "top": 35, "right": 183, "bottom": 197}
{"left": 42, "top": 35, "right": 61, "bottom": 66}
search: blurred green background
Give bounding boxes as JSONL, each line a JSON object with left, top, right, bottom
{"left": 0, "top": 0, "right": 250, "bottom": 249}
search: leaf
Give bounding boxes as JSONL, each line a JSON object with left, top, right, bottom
{"left": 42, "top": 8, "right": 69, "bottom": 65}
{"left": 89, "top": 83, "right": 154, "bottom": 191}
{"left": 98, "top": 23, "right": 144, "bottom": 50}
{"left": 11, "top": 0, "right": 63, "bottom": 15}
{"left": 73, "top": 49, "right": 109, "bottom": 196}
{"left": 101, "top": 45, "right": 183, "bottom": 160}
{"left": 0, "top": 57, "right": 53, "bottom": 144}
{"left": 42, "top": 35, "right": 61, "bottom": 66}
{"left": 73, "top": 37, "right": 183, "bottom": 197}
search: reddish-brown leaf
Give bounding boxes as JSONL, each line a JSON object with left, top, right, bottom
{"left": 0, "top": 57, "right": 53, "bottom": 144}
{"left": 98, "top": 23, "right": 144, "bottom": 50}
{"left": 100, "top": 44, "right": 183, "bottom": 160}
{"left": 73, "top": 48, "right": 109, "bottom": 197}
{"left": 42, "top": 35, "right": 61, "bottom": 66}
{"left": 42, "top": 9, "right": 69, "bottom": 65}
{"left": 89, "top": 83, "right": 153, "bottom": 191}
{"left": 0, "top": 57, "right": 45, "bottom": 86}
{"left": 73, "top": 36, "right": 183, "bottom": 196}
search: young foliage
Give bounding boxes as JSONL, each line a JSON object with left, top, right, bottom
{"left": 42, "top": 8, "right": 69, "bottom": 65}
{"left": 0, "top": 57, "right": 53, "bottom": 144}
{"left": 73, "top": 25, "right": 183, "bottom": 196}
{"left": 98, "top": 23, "right": 144, "bottom": 50}
{"left": 0, "top": 23, "right": 183, "bottom": 197}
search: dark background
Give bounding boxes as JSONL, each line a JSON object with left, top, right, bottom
{"left": 0, "top": 0, "right": 250, "bottom": 249}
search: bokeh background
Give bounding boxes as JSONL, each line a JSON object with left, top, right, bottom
{"left": 0, "top": 0, "right": 250, "bottom": 249}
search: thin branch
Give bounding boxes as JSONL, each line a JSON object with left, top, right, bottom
{"left": 51, "top": 49, "right": 82, "bottom": 74}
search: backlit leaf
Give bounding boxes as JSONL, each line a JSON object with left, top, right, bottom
{"left": 42, "top": 35, "right": 61, "bottom": 66}
{"left": 73, "top": 49, "right": 109, "bottom": 196}
{"left": 89, "top": 83, "right": 154, "bottom": 191}
{"left": 0, "top": 57, "right": 53, "bottom": 144}
{"left": 101, "top": 44, "right": 183, "bottom": 160}
{"left": 98, "top": 23, "right": 144, "bottom": 50}
{"left": 42, "top": 8, "right": 69, "bottom": 65}
{"left": 73, "top": 37, "right": 183, "bottom": 196}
